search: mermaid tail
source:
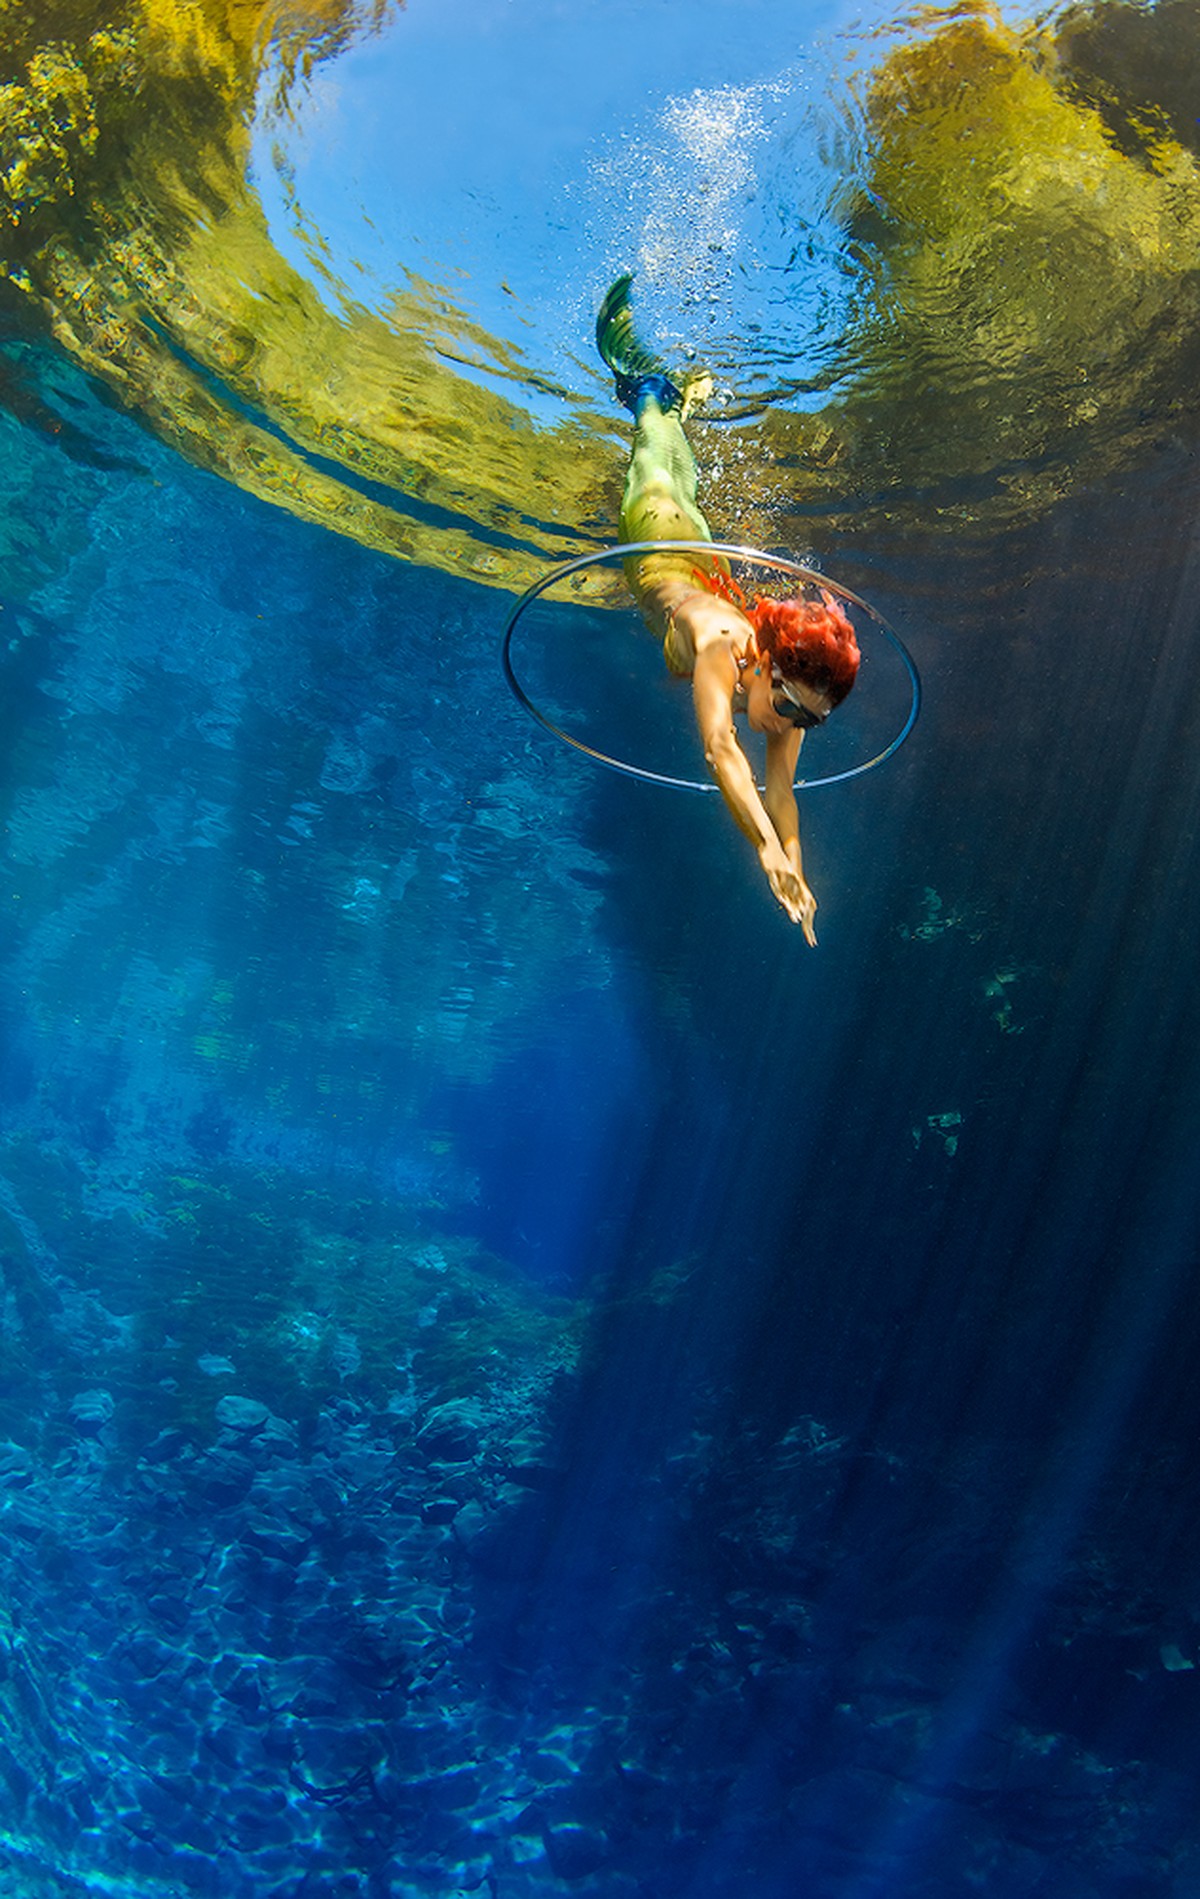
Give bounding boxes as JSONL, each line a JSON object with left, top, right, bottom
{"left": 595, "top": 274, "right": 684, "bottom": 415}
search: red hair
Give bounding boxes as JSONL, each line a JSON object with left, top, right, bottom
{"left": 750, "top": 592, "right": 860, "bottom": 706}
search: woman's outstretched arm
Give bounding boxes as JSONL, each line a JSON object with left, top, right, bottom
{"left": 692, "top": 644, "right": 815, "bottom": 935}
{"left": 764, "top": 728, "right": 817, "bottom": 944}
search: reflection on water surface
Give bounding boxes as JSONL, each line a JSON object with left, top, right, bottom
{"left": 3, "top": 0, "right": 1200, "bottom": 589}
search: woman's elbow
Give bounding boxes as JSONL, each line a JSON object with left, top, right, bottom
{"left": 704, "top": 728, "right": 740, "bottom": 774}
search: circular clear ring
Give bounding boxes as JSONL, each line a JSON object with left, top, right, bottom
{"left": 501, "top": 541, "right": 921, "bottom": 792}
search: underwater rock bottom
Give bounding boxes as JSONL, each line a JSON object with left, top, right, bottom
{"left": 0, "top": 1340, "right": 1196, "bottom": 1899}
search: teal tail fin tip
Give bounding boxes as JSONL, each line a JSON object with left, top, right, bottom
{"left": 595, "top": 274, "right": 682, "bottom": 414}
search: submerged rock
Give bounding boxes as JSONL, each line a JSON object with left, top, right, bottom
{"left": 214, "top": 1396, "right": 271, "bottom": 1433}
{"left": 416, "top": 1401, "right": 481, "bottom": 1464}
{"left": 543, "top": 1820, "right": 613, "bottom": 1881}
{"left": 68, "top": 1389, "right": 114, "bottom": 1434}
{"left": 420, "top": 1496, "right": 460, "bottom": 1525}
{"left": 197, "top": 1354, "right": 236, "bottom": 1377}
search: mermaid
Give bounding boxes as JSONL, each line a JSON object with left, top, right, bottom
{"left": 597, "top": 274, "right": 860, "bottom": 938}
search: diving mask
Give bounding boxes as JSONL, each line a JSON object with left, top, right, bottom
{"left": 772, "top": 671, "right": 828, "bottom": 730}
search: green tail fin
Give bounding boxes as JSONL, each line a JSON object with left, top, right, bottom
{"left": 596, "top": 274, "right": 684, "bottom": 412}
{"left": 595, "top": 273, "right": 666, "bottom": 382}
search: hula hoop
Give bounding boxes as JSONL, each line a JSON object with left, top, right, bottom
{"left": 501, "top": 541, "right": 920, "bottom": 792}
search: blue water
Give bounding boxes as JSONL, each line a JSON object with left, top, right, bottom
{"left": 5, "top": 6, "right": 1200, "bottom": 1896}
{"left": 251, "top": 0, "right": 906, "bottom": 419}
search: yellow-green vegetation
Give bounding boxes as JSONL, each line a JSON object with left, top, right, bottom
{"left": 799, "top": 0, "right": 1200, "bottom": 531}
{"left": 3, "top": 0, "right": 1200, "bottom": 578}
{"left": 0, "top": 0, "right": 615, "bottom": 604}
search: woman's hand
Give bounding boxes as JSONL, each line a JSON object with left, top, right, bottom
{"left": 760, "top": 838, "right": 818, "bottom": 943}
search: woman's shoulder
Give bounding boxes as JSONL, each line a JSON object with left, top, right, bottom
{"left": 676, "top": 592, "right": 753, "bottom": 659}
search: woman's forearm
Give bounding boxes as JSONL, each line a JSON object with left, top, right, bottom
{"left": 706, "top": 729, "right": 782, "bottom": 855}
{"left": 764, "top": 732, "right": 802, "bottom": 852}
{"left": 764, "top": 784, "right": 799, "bottom": 856}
